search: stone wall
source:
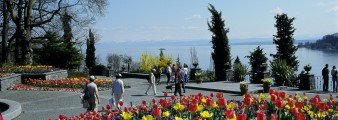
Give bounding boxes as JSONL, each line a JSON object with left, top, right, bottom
{"left": 0, "top": 74, "right": 21, "bottom": 91}
{"left": 21, "top": 70, "right": 68, "bottom": 82}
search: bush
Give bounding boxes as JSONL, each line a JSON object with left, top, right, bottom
{"left": 89, "top": 64, "right": 108, "bottom": 76}
{"left": 233, "top": 63, "right": 248, "bottom": 82}
{"left": 270, "top": 59, "right": 294, "bottom": 86}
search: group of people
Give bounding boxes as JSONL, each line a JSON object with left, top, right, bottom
{"left": 145, "top": 63, "right": 190, "bottom": 96}
{"left": 82, "top": 63, "right": 190, "bottom": 112}
{"left": 322, "top": 64, "right": 338, "bottom": 92}
{"left": 82, "top": 74, "right": 125, "bottom": 112}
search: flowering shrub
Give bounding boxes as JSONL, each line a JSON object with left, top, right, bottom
{"left": 8, "top": 78, "right": 112, "bottom": 92}
{"left": 0, "top": 65, "right": 59, "bottom": 74}
{"left": 54, "top": 89, "right": 338, "bottom": 120}
{"left": 261, "top": 78, "right": 272, "bottom": 85}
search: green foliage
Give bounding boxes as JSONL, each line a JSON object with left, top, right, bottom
{"left": 270, "top": 59, "right": 294, "bottom": 86}
{"left": 176, "top": 55, "right": 182, "bottom": 68}
{"left": 139, "top": 52, "right": 173, "bottom": 73}
{"left": 208, "top": 4, "right": 231, "bottom": 81}
{"left": 298, "top": 33, "right": 338, "bottom": 50}
{"left": 233, "top": 63, "right": 248, "bottom": 82}
{"left": 246, "top": 46, "right": 268, "bottom": 83}
{"left": 234, "top": 56, "right": 241, "bottom": 65}
{"left": 33, "top": 31, "right": 82, "bottom": 69}
{"left": 271, "top": 13, "right": 299, "bottom": 71}
{"left": 196, "top": 70, "right": 215, "bottom": 81}
{"left": 85, "top": 29, "right": 96, "bottom": 69}
{"left": 89, "top": 64, "right": 107, "bottom": 76}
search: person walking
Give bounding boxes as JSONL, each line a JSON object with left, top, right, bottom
{"left": 166, "top": 63, "right": 172, "bottom": 85}
{"left": 183, "top": 63, "right": 189, "bottom": 84}
{"left": 174, "top": 68, "right": 183, "bottom": 96}
{"left": 145, "top": 69, "right": 157, "bottom": 95}
{"left": 111, "top": 73, "right": 124, "bottom": 109}
{"left": 332, "top": 65, "right": 338, "bottom": 92}
{"left": 86, "top": 76, "right": 100, "bottom": 111}
{"left": 322, "top": 64, "right": 329, "bottom": 92}
{"left": 154, "top": 65, "right": 161, "bottom": 85}
{"left": 179, "top": 66, "right": 186, "bottom": 93}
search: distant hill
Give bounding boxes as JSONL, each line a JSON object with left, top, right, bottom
{"left": 298, "top": 33, "right": 338, "bottom": 50}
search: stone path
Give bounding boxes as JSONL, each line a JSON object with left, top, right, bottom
{"left": 0, "top": 77, "right": 334, "bottom": 120}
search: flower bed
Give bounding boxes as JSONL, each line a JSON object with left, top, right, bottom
{"left": 8, "top": 78, "right": 112, "bottom": 92}
{"left": 53, "top": 89, "right": 338, "bottom": 120}
{"left": 0, "top": 65, "right": 59, "bottom": 74}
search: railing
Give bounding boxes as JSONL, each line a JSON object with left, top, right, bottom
{"left": 313, "top": 76, "right": 335, "bottom": 91}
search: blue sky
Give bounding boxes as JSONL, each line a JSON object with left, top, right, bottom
{"left": 92, "top": 0, "right": 338, "bottom": 43}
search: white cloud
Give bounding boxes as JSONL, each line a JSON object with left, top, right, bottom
{"left": 184, "top": 14, "right": 202, "bottom": 20}
{"left": 330, "top": 5, "right": 338, "bottom": 13}
{"left": 269, "top": 7, "right": 283, "bottom": 15}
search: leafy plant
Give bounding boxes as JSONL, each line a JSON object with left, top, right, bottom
{"left": 246, "top": 46, "right": 268, "bottom": 83}
{"left": 270, "top": 59, "right": 294, "bottom": 86}
{"left": 240, "top": 81, "right": 248, "bottom": 89}
{"left": 233, "top": 63, "right": 248, "bottom": 82}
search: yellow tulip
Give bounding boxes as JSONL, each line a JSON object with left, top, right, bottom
{"left": 307, "top": 111, "right": 314, "bottom": 118}
{"left": 142, "top": 115, "right": 154, "bottom": 120}
{"left": 162, "top": 111, "right": 170, "bottom": 117}
{"left": 212, "top": 101, "right": 218, "bottom": 108}
{"left": 173, "top": 103, "right": 185, "bottom": 111}
{"left": 201, "top": 97, "right": 206, "bottom": 104}
{"left": 329, "top": 109, "right": 334, "bottom": 113}
{"left": 200, "top": 111, "right": 213, "bottom": 119}
{"left": 122, "top": 112, "right": 133, "bottom": 120}
{"left": 226, "top": 102, "right": 236, "bottom": 109}
{"left": 197, "top": 104, "right": 204, "bottom": 112}
{"left": 317, "top": 111, "right": 326, "bottom": 118}
{"left": 175, "top": 117, "right": 187, "bottom": 120}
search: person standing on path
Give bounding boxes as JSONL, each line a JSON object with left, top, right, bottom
{"left": 145, "top": 69, "right": 157, "bottom": 95}
{"left": 155, "top": 65, "right": 161, "bottom": 85}
{"left": 322, "top": 64, "right": 329, "bottom": 92}
{"left": 86, "top": 76, "right": 100, "bottom": 111}
{"left": 111, "top": 73, "right": 124, "bottom": 109}
{"left": 331, "top": 65, "right": 338, "bottom": 92}
{"left": 183, "top": 63, "right": 189, "bottom": 84}
{"left": 174, "top": 68, "right": 183, "bottom": 96}
{"left": 166, "top": 63, "right": 172, "bottom": 85}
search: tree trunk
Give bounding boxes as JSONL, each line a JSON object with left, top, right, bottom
{"left": 21, "top": 0, "right": 34, "bottom": 65}
{"left": 2, "top": 1, "right": 10, "bottom": 63}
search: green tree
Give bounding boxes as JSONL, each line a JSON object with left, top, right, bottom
{"left": 85, "top": 29, "right": 96, "bottom": 69}
{"left": 176, "top": 55, "right": 182, "bottom": 68}
{"left": 271, "top": 13, "right": 299, "bottom": 70}
{"left": 34, "top": 32, "right": 82, "bottom": 69}
{"left": 208, "top": 4, "right": 231, "bottom": 81}
{"left": 234, "top": 56, "right": 241, "bottom": 65}
{"left": 246, "top": 46, "right": 268, "bottom": 83}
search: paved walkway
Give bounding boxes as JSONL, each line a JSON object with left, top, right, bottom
{"left": 0, "top": 77, "right": 334, "bottom": 120}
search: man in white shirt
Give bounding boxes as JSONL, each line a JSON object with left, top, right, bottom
{"left": 87, "top": 76, "right": 100, "bottom": 111}
{"left": 111, "top": 73, "right": 124, "bottom": 108}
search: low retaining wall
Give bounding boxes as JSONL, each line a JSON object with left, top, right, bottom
{"left": 0, "top": 99, "right": 22, "bottom": 120}
{"left": 121, "top": 72, "right": 149, "bottom": 79}
{"left": 0, "top": 74, "right": 21, "bottom": 91}
{"left": 21, "top": 70, "right": 68, "bottom": 83}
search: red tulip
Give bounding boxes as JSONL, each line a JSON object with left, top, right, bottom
{"left": 139, "top": 105, "right": 146, "bottom": 110}
{"left": 206, "top": 98, "right": 213, "bottom": 107}
{"left": 269, "top": 89, "right": 276, "bottom": 95}
{"left": 188, "top": 103, "right": 198, "bottom": 112}
{"left": 102, "top": 106, "right": 105, "bottom": 111}
{"left": 142, "top": 100, "right": 147, "bottom": 105}
{"left": 192, "top": 118, "right": 201, "bottom": 120}
{"left": 210, "top": 93, "right": 214, "bottom": 97}
{"left": 217, "top": 98, "right": 227, "bottom": 108}
{"left": 192, "top": 98, "right": 198, "bottom": 104}
{"left": 119, "top": 101, "right": 124, "bottom": 106}
{"left": 316, "top": 102, "right": 328, "bottom": 111}
{"left": 237, "top": 114, "right": 247, "bottom": 120}
{"left": 79, "top": 113, "right": 84, "bottom": 118}
{"left": 243, "top": 96, "right": 251, "bottom": 106}
{"left": 296, "top": 113, "right": 306, "bottom": 120}
{"left": 106, "top": 104, "right": 111, "bottom": 109}
{"left": 278, "top": 91, "right": 286, "bottom": 99}
{"left": 271, "top": 114, "right": 277, "bottom": 120}
{"left": 171, "top": 95, "right": 176, "bottom": 100}
{"left": 225, "top": 109, "right": 235, "bottom": 118}
{"left": 150, "top": 98, "right": 156, "bottom": 103}
{"left": 290, "top": 107, "right": 299, "bottom": 116}
{"left": 256, "top": 111, "right": 266, "bottom": 120}
{"left": 153, "top": 108, "right": 162, "bottom": 118}
{"left": 270, "top": 94, "right": 277, "bottom": 102}
{"left": 295, "top": 101, "right": 303, "bottom": 109}
{"left": 153, "top": 104, "right": 158, "bottom": 109}
{"left": 164, "top": 92, "right": 168, "bottom": 97}
{"left": 276, "top": 98, "right": 284, "bottom": 109}
{"left": 216, "top": 92, "right": 223, "bottom": 98}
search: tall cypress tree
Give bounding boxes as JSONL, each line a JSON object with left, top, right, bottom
{"left": 208, "top": 4, "right": 231, "bottom": 81}
{"left": 271, "top": 13, "right": 299, "bottom": 70}
{"left": 85, "top": 29, "right": 96, "bottom": 69}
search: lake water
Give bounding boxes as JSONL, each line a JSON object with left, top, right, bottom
{"left": 96, "top": 43, "right": 338, "bottom": 77}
